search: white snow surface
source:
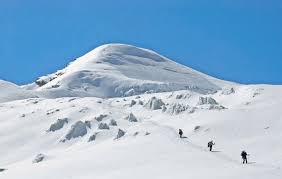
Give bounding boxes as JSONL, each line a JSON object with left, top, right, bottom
{"left": 0, "top": 44, "right": 281, "bottom": 179}
{"left": 0, "top": 80, "right": 37, "bottom": 103}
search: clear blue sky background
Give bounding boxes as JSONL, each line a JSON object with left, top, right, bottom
{"left": 0, "top": 0, "right": 281, "bottom": 85}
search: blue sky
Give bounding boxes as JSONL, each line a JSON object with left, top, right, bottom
{"left": 0, "top": 0, "right": 281, "bottom": 85}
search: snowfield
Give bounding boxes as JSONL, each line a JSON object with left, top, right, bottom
{"left": 0, "top": 44, "right": 282, "bottom": 179}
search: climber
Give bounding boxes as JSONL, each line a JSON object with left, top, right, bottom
{"left": 179, "top": 129, "right": 183, "bottom": 138}
{"left": 241, "top": 150, "right": 248, "bottom": 164}
{"left": 207, "top": 140, "right": 215, "bottom": 151}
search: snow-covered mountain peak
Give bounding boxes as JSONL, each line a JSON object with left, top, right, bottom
{"left": 64, "top": 43, "right": 168, "bottom": 73}
{"left": 27, "top": 43, "right": 229, "bottom": 98}
{"left": 81, "top": 43, "right": 167, "bottom": 62}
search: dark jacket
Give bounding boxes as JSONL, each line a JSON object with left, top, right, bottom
{"left": 208, "top": 141, "right": 214, "bottom": 147}
{"left": 179, "top": 129, "right": 183, "bottom": 135}
{"left": 241, "top": 151, "right": 247, "bottom": 159}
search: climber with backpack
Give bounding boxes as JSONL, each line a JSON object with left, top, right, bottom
{"left": 179, "top": 129, "right": 183, "bottom": 138}
{"left": 241, "top": 150, "right": 249, "bottom": 164}
{"left": 207, "top": 140, "right": 215, "bottom": 151}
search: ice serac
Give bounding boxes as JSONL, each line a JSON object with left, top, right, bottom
{"left": 33, "top": 44, "right": 227, "bottom": 98}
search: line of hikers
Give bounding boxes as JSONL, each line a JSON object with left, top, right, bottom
{"left": 178, "top": 129, "right": 249, "bottom": 164}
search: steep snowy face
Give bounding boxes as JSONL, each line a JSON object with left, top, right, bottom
{"left": 0, "top": 80, "right": 37, "bottom": 103}
{"left": 33, "top": 44, "right": 224, "bottom": 98}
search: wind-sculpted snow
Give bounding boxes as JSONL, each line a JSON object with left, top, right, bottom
{"left": 95, "top": 114, "right": 108, "bottom": 122}
{"left": 98, "top": 122, "right": 110, "bottom": 130}
{"left": 47, "top": 118, "right": 68, "bottom": 132}
{"left": 197, "top": 97, "right": 226, "bottom": 110}
{"left": 129, "top": 100, "right": 137, "bottom": 107}
{"left": 165, "top": 103, "right": 195, "bottom": 115}
{"left": 125, "top": 113, "right": 138, "bottom": 122}
{"left": 175, "top": 93, "right": 192, "bottom": 99}
{"left": 115, "top": 129, "right": 126, "bottom": 139}
{"left": 62, "top": 121, "right": 89, "bottom": 141}
{"left": 32, "top": 154, "right": 46, "bottom": 164}
{"left": 221, "top": 87, "right": 235, "bottom": 95}
{"left": 197, "top": 97, "right": 218, "bottom": 105}
{"left": 109, "top": 119, "right": 118, "bottom": 126}
{"left": 144, "top": 97, "right": 165, "bottom": 110}
{"left": 88, "top": 132, "right": 98, "bottom": 142}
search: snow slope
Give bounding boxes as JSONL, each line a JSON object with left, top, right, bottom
{"left": 0, "top": 84, "right": 282, "bottom": 179}
{"left": 0, "top": 80, "right": 37, "bottom": 103}
{"left": 0, "top": 43, "right": 281, "bottom": 179}
{"left": 26, "top": 44, "right": 231, "bottom": 98}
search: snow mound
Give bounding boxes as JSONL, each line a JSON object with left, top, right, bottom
{"left": 197, "top": 97, "right": 218, "bottom": 105}
{"left": 63, "top": 121, "right": 89, "bottom": 141}
{"left": 32, "top": 153, "right": 46, "bottom": 164}
{"left": 138, "top": 100, "right": 144, "bottom": 105}
{"left": 165, "top": 103, "right": 195, "bottom": 115}
{"left": 125, "top": 113, "right": 138, "bottom": 122}
{"left": 28, "top": 44, "right": 227, "bottom": 98}
{"left": 95, "top": 114, "right": 108, "bottom": 122}
{"left": 88, "top": 133, "right": 98, "bottom": 142}
{"left": 194, "top": 126, "right": 201, "bottom": 131}
{"left": 109, "top": 119, "right": 117, "bottom": 126}
{"left": 197, "top": 97, "right": 226, "bottom": 110}
{"left": 175, "top": 93, "right": 192, "bottom": 99}
{"left": 221, "top": 87, "right": 235, "bottom": 95}
{"left": 115, "top": 129, "right": 126, "bottom": 139}
{"left": 144, "top": 97, "right": 165, "bottom": 110}
{"left": 98, "top": 123, "right": 110, "bottom": 130}
{"left": 207, "top": 105, "right": 226, "bottom": 110}
{"left": 85, "top": 121, "right": 92, "bottom": 128}
{"left": 47, "top": 118, "right": 68, "bottom": 132}
{"left": 129, "top": 100, "right": 137, "bottom": 107}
